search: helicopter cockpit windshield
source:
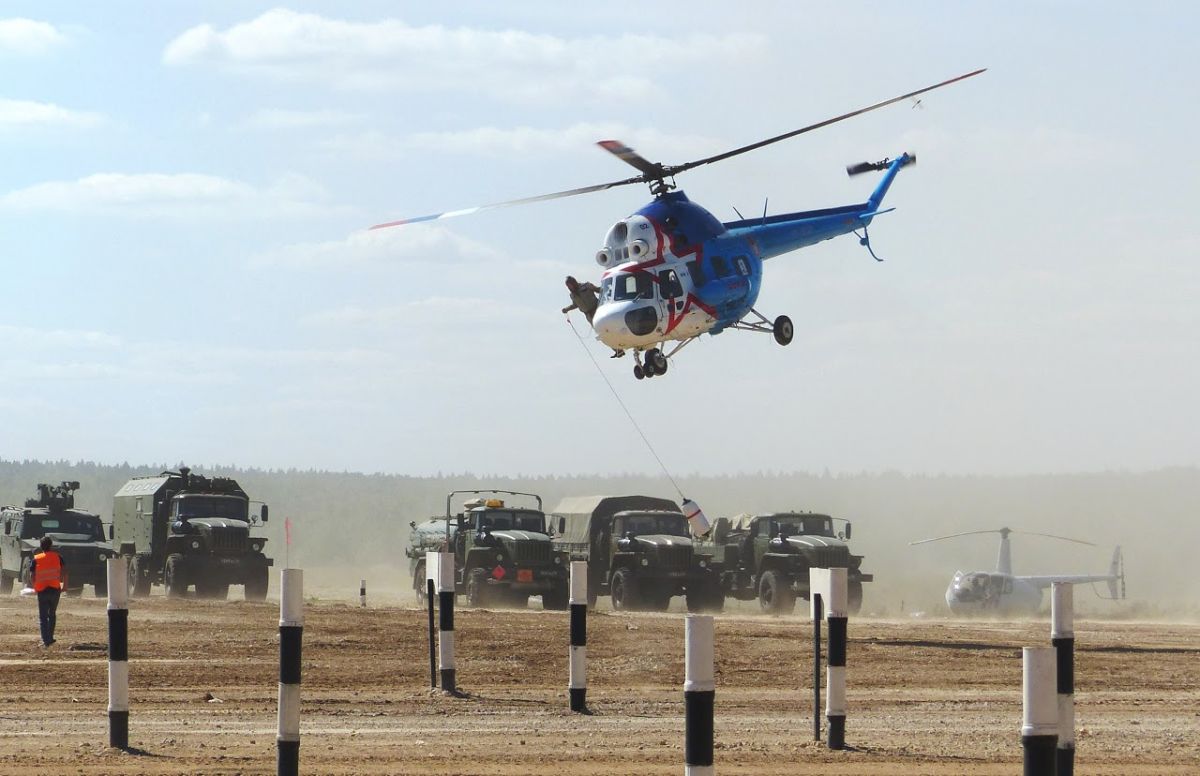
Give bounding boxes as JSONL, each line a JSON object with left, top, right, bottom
{"left": 951, "top": 571, "right": 1009, "bottom": 603}
{"left": 611, "top": 272, "right": 654, "bottom": 302}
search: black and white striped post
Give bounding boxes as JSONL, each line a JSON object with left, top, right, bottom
{"left": 1022, "top": 646, "right": 1058, "bottom": 776}
{"left": 425, "top": 551, "right": 437, "bottom": 689}
{"left": 684, "top": 614, "right": 715, "bottom": 776}
{"left": 359, "top": 578, "right": 367, "bottom": 607}
{"left": 811, "top": 592, "right": 822, "bottom": 742}
{"left": 811, "top": 567, "right": 849, "bottom": 749}
{"left": 277, "top": 568, "right": 303, "bottom": 776}
{"left": 436, "top": 551, "right": 456, "bottom": 693}
{"left": 568, "top": 560, "right": 587, "bottom": 712}
{"left": 1052, "top": 582, "right": 1075, "bottom": 776}
{"left": 106, "top": 557, "right": 129, "bottom": 750}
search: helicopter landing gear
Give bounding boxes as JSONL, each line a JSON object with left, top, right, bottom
{"left": 773, "top": 315, "right": 793, "bottom": 346}
{"left": 633, "top": 348, "right": 669, "bottom": 380}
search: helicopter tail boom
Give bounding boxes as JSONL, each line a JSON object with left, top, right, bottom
{"left": 862, "top": 153, "right": 915, "bottom": 212}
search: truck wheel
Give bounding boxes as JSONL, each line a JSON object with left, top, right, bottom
{"left": 849, "top": 581, "right": 863, "bottom": 615}
{"left": 129, "top": 557, "right": 151, "bottom": 598}
{"left": 245, "top": 568, "right": 268, "bottom": 601}
{"left": 610, "top": 568, "right": 641, "bottom": 611}
{"left": 467, "top": 568, "right": 492, "bottom": 607}
{"left": 20, "top": 556, "right": 33, "bottom": 587}
{"left": 541, "top": 585, "right": 569, "bottom": 611}
{"left": 164, "top": 554, "right": 188, "bottom": 598}
{"left": 759, "top": 570, "right": 795, "bottom": 614}
{"left": 413, "top": 561, "right": 427, "bottom": 606}
{"left": 0, "top": 574, "right": 12, "bottom": 595}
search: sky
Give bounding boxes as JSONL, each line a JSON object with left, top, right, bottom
{"left": 1, "top": 2, "right": 1197, "bottom": 477}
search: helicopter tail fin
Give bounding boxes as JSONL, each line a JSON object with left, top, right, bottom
{"left": 846, "top": 153, "right": 916, "bottom": 212}
{"left": 1106, "top": 546, "right": 1125, "bottom": 600}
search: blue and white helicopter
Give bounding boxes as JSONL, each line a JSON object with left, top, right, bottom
{"left": 373, "top": 69, "right": 985, "bottom": 380}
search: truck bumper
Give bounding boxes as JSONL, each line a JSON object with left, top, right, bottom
{"left": 179, "top": 554, "right": 271, "bottom": 583}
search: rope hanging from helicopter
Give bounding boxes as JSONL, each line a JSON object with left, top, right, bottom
{"left": 564, "top": 314, "right": 686, "bottom": 502}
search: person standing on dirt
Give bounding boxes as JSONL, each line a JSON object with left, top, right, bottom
{"left": 30, "top": 536, "right": 65, "bottom": 647}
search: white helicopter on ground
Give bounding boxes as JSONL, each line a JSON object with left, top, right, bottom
{"left": 372, "top": 70, "right": 985, "bottom": 380}
{"left": 910, "top": 527, "right": 1125, "bottom": 616}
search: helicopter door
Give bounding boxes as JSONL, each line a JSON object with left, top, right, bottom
{"left": 658, "top": 269, "right": 684, "bottom": 314}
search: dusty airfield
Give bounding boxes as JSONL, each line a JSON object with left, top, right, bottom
{"left": 1, "top": 590, "right": 1197, "bottom": 776}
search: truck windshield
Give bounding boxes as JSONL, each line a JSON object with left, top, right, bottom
{"left": 476, "top": 511, "right": 545, "bottom": 532}
{"left": 776, "top": 516, "right": 833, "bottom": 536}
{"left": 174, "top": 497, "right": 247, "bottom": 521}
{"left": 622, "top": 514, "right": 688, "bottom": 537}
{"left": 24, "top": 515, "right": 105, "bottom": 540}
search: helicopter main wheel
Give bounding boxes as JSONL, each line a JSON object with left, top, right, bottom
{"left": 633, "top": 364, "right": 645, "bottom": 380}
{"left": 773, "top": 315, "right": 794, "bottom": 346}
{"left": 648, "top": 348, "right": 668, "bottom": 374}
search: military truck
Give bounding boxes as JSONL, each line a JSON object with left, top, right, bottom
{"left": 1, "top": 482, "right": 116, "bottom": 597}
{"left": 112, "top": 467, "right": 271, "bottom": 600}
{"left": 549, "top": 496, "right": 723, "bottom": 612}
{"left": 406, "top": 490, "right": 569, "bottom": 609}
{"left": 705, "top": 511, "right": 871, "bottom": 614}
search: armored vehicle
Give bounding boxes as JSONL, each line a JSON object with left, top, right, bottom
{"left": 1, "top": 482, "right": 116, "bottom": 597}
{"left": 406, "top": 490, "right": 569, "bottom": 609}
{"left": 549, "top": 496, "right": 723, "bottom": 612}
{"left": 112, "top": 467, "right": 271, "bottom": 600}
{"left": 706, "top": 511, "right": 871, "bottom": 614}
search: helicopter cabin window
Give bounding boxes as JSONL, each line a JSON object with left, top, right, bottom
{"left": 733, "top": 256, "right": 750, "bottom": 276}
{"left": 613, "top": 272, "right": 654, "bottom": 301}
{"left": 600, "top": 277, "right": 613, "bottom": 302}
{"left": 711, "top": 256, "right": 730, "bottom": 278}
{"left": 658, "top": 269, "right": 683, "bottom": 299}
{"left": 686, "top": 259, "right": 706, "bottom": 287}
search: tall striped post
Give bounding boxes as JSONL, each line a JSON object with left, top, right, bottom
{"left": 436, "top": 551, "right": 456, "bottom": 692}
{"left": 277, "top": 569, "right": 303, "bottom": 776}
{"left": 426, "top": 552, "right": 437, "bottom": 689}
{"left": 568, "top": 561, "right": 588, "bottom": 712}
{"left": 824, "top": 568, "right": 848, "bottom": 750}
{"left": 684, "top": 614, "right": 715, "bottom": 776}
{"left": 1022, "top": 646, "right": 1058, "bottom": 776}
{"left": 359, "top": 578, "right": 367, "bottom": 608}
{"left": 106, "top": 557, "right": 129, "bottom": 750}
{"left": 811, "top": 592, "right": 822, "bottom": 742}
{"left": 1052, "top": 582, "right": 1075, "bottom": 776}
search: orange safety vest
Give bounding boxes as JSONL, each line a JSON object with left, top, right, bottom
{"left": 32, "top": 551, "right": 63, "bottom": 592}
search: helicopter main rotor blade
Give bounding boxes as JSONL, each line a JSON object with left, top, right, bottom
{"left": 910, "top": 528, "right": 1001, "bottom": 546}
{"left": 596, "top": 140, "right": 665, "bottom": 177}
{"left": 1018, "top": 531, "right": 1096, "bottom": 547}
{"left": 665, "top": 68, "right": 986, "bottom": 177}
{"left": 369, "top": 174, "right": 645, "bottom": 230}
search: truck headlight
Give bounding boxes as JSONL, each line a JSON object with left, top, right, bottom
{"left": 251, "top": 541, "right": 263, "bottom": 553}
{"left": 496, "top": 554, "right": 504, "bottom": 563}
{"left": 641, "top": 558, "right": 649, "bottom": 566}
{"left": 698, "top": 559, "right": 707, "bottom": 569}
{"left": 99, "top": 552, "right": 108, "bottom": 562}
{"left": 190, "top": 539, "right": 201, "bottom": 550}
{"left": 553, "top": 555, "right": 562, "bottom": 565}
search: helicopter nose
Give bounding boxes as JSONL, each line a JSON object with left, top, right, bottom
{"left": 592, "top": 304, "right": 629, "bottom": 347}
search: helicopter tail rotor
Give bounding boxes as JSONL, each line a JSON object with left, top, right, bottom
{"left": 846, "top": 153, "right": 917, "bottom": 177}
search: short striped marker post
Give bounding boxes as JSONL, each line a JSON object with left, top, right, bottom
{"left": 684, "top": 614, "right": 715, "bottom": 776}
{"left": 1052, "top": 582, "right": 1075, "bottom": 776}
{"left": 568, "top": 561, "right": 588, "bottom": 712}
{"left": 824, "top": 568, "right": 848, "bottom": 750}
{"left": 359, "top": 578, "right": 367, "bottom": 607}
{"left": 436, "top": 551, "right": 456, "bottom": 692}
{"left": 106, "top": 557, "right": 129, "bottom": 750}
{"left": 1022, "top": 646, "right": 1058, "bottom": 776}
{"left": 277, "top": 568, "right": 303, "bottom": 776}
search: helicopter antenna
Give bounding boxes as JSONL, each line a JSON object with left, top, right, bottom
{"left": 732, "top": 205, "right": 746, "bottom": 220}
{"left": 564, "top": 315, "right": 686, "bottom": 502}
{"left": 761, "top": 197, "right": 769, "bottom": 224}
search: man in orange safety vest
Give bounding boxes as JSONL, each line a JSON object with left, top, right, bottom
{"left": 31, "top": 536, "right": 66, "bottom": 647}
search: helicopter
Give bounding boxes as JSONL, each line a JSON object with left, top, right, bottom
{"left": 372, "top": 69, "right": 985, "bottom": 380}
{"left": 910, "top": 527, "right": 1126, "bottom": 616}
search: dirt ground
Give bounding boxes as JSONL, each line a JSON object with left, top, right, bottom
{"left": 0, "top": 588, "right": 1197, "bottom": 775}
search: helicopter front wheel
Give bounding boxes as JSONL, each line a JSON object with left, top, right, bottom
{"left": 773, "top": 315, "right": 794, "bottom": 346}
{"left": 634, "top": 364, "right": 645, "bottom": 380}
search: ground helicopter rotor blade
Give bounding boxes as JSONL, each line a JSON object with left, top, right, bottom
{"left": 910, "top": 529, "right": 1002, "bottom": 546}
{"left": 369, "top": 174, "right": 645, "bottom": 230}
{"left": 1018, "top": 531, "right": 1096, "bottom": 547}
{"left": 911, "top": 527, "right": 1095, "bottom": 547}
{"left": 664, "top": 68, "right": 986, "bottom": 177}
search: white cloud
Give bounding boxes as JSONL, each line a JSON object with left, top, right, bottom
{"left": 305, "top": 297, "right": 543, "bottom": 329}
{"left": 163, "top": 9, "right": 763, "bottom": 101}
{"left": 0, "top": 171, "right": 348, "bottom": 220}
{"left": 0, "top": 324, "right": 123, "bottom": 350}
{"left": 245, "top": 108, "right": 364, "bottom": 130}
{"left": 0, "top": 18, "right": 66, "bottom": 55}
{"left": 253, "top": 224, "right": 504, "bottom": 269}
{"left": 0, "top": 97, "right": 104, "bottom": 129}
